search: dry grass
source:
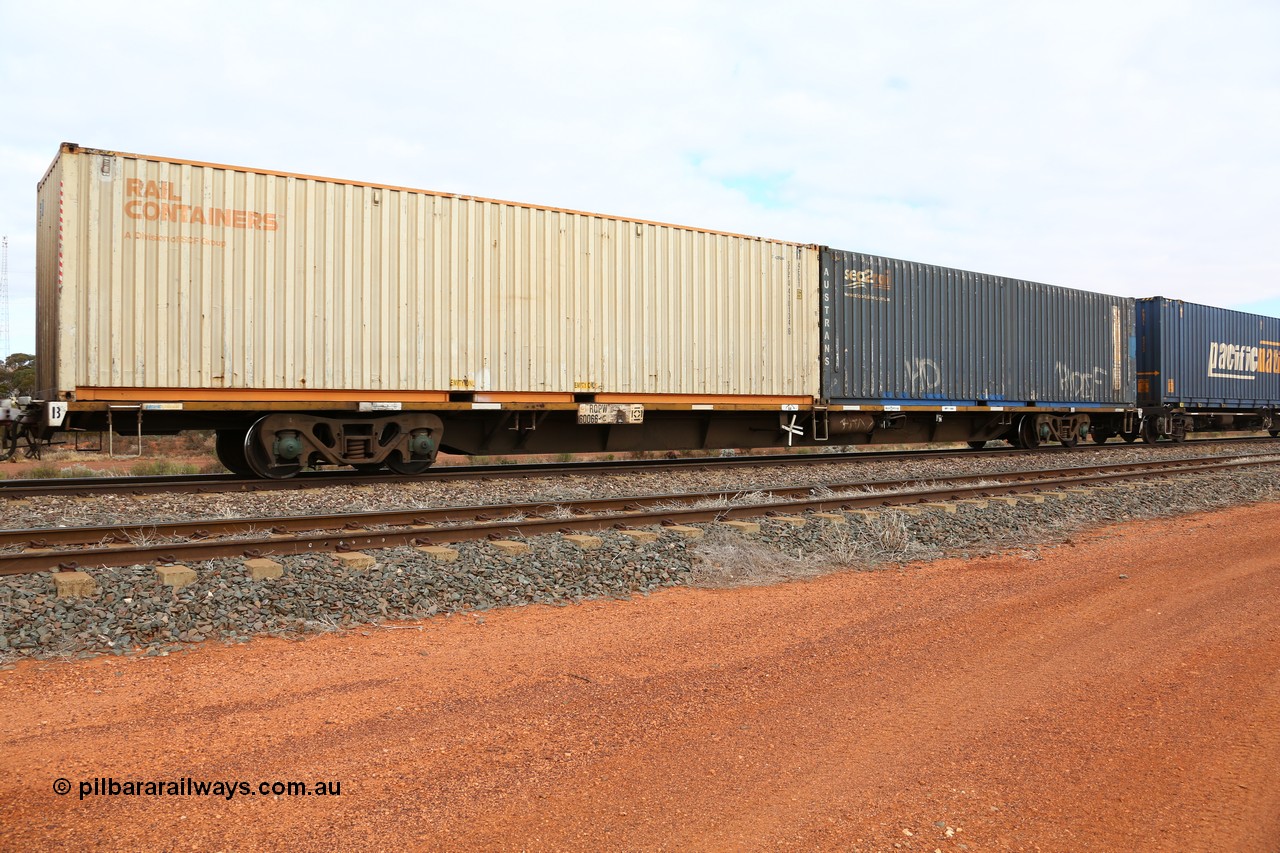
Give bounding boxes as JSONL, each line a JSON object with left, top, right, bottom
{"left": 688, "top": 527, "right": 816, "bottom": 587}
{"left": 688, "top": 510, "right": 932, "bottom": 589}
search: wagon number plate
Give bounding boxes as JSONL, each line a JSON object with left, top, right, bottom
{"left": 577, "top": 403, "right": 644, "bottom": 425}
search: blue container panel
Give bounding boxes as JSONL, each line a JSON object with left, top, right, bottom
{"left": 820, "top": 249, "right": 1137, "bottom": 407}
{"left": 1137, "top": 297, "right": 1280, "bottom": 408}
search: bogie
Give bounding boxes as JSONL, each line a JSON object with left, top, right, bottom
{"left": 241, "top": 413, "right": 443, "bottom": 479}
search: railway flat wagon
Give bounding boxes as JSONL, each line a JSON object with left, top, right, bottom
{"left": 35, "top": 144, "right": 823, "bottom": 476}
{"left": 819, "top": 249, "right": 1138, "bottom": 448}
{"left": 1136, "top": 297, "right": 1280, "bottom": 440}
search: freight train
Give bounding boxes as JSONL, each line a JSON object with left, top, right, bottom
{"left": 3, "top": 143, "right": 1277, "bottom": 477}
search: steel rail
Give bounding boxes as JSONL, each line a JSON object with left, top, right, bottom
{"left": 3, "top": 454, "right": 1276, "bottom": 577}
{"left": 1, "top": 435, "right": 1277, "bottom": 500}
{"left": 0, "top": 454, "right": 1253, "bottom": 550}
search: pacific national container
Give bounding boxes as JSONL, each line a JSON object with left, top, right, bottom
{"left": 36, "top": 144, "right": 821, "bottom": 403}
{"left": 820, "top": 249, "right": 1136, "bottom": 407}
{"left": 1136, "top": 297, "right": 1280, "bottom": 408}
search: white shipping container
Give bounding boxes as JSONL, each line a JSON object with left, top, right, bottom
{"left": 37, "top": 145, "right": 820, "bottom": 404}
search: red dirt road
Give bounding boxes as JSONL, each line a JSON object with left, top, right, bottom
{"left": 3, "top": 504, "right": 1279, "bottom": 851}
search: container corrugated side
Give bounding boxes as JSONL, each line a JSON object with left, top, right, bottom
{"left": 820, "top": 249, "right": 1136, "bottom": 407}
{"left": 41, "top": 145, "right": 820, "bottom": 400}
{"left": 1137, "top": 297, "right": 1280, "bottom": 408}
{"left": 35, "top": 154, "right": 63, "bottom": 398}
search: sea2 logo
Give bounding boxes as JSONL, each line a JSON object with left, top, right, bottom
{"left": 843, "top": 269, "right": 892, "bottom": 301}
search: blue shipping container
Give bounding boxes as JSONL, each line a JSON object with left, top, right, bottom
{"left": 1137, "top": 297, "right": 1280, "bottom": 408}
{"left": 821, "top": 249, "right": 1136, "bottom": 408}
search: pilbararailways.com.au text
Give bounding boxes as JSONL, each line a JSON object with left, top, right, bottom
{"left": 54, "top": 777, "right": 341, "bottom": 801}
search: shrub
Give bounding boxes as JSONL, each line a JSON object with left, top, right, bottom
{"left": 130, "top": 459, "right": 199, "bottom": 476}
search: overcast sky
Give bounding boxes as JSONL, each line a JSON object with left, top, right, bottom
{"left": 1, "top": 0, "right": 1277, "bottom": 357}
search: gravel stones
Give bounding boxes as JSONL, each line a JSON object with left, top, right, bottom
{"left": 2, "top": 460, "right": 1280, "bottom": 664}
{"left": 0, "top": 532, "right": 694, "bottom": 662}
{"left": 4, "top": 441, "right": 1276, "bottom": 533}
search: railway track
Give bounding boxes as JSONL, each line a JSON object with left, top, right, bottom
{"left": 5, "top": 452, "right": 1277, "bottom": 577}
{"left": 2, "top": 435, "right": 1278, "bottom": 500}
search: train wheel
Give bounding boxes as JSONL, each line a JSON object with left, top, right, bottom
{"left": 967, "top": 440, "right": 987, "bottom": 450}
{"left": 243, "top": 417, "right": 304, "bottom": 479}
{"left": 1140, "top": 417, "right": 1161, "bottom": 444}
{"left": 1060, "top": 435, "right": 1079, "bottom": 448}
{"left": 1270, "top": 429, "right": 1278, "bottom": 437}
{"left": 1015, "top": 415, "right": 1040, "bottom": 449}
{"left": 386, "top": 452, "right": 432, "bottom": 475}
{"left": 1091, "top": 430, "right": 1112, "bottom": 444}
{"left": 215, "top": 429, "right": 255, "bottom": 477}
{"left": 1121, "top": 430, "right": 1139, "bottom": 443}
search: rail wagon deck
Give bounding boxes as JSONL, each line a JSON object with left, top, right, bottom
{"left": 35, "top": 144, "right": 823, "bottom": 476}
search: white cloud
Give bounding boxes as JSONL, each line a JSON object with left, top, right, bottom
{"left": 1, "top": 0, "right": 1277, "bottom": 357}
